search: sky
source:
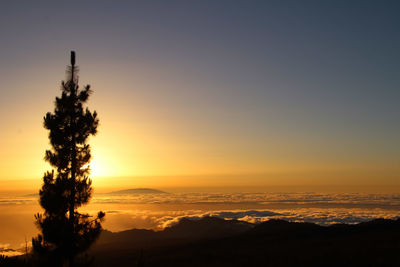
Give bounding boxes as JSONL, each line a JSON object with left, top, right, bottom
{"left": 0, "top": 1, "right": 399, "bottom": 191}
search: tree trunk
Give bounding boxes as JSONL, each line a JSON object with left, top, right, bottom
{"left": 68, "top": 62, "right": 76, "bottom": 267}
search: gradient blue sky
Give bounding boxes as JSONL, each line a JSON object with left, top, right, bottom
{"left": 0, "top": 1, "right": 399, "bottom": 189}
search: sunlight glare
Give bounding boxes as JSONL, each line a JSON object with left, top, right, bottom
{"left": 81, "top": 158, "right": 108, "bottom": 178}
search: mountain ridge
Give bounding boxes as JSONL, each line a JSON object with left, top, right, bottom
{"left": 89, "top": 217, "right": 400, "bottom": 266}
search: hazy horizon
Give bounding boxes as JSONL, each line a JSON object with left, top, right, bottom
{"left": 2, "top": 173, "right": 400, "bottom": 194}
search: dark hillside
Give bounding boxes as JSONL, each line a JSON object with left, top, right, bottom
{"left": 89, "top": 218, "right": 400, "bottom": 267}
{"left": 5, "top": 218, "right": 400, "bottom": 266}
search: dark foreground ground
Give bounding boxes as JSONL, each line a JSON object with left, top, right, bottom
{"left": 3, "top": 217, "right": 400, "bottom": 266}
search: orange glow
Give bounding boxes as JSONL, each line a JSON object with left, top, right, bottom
{"left": 0, "top": 58, "right": 398, "bottom": 193}
{"left": 85, "top": 157, "right": 111, "bottom": 178}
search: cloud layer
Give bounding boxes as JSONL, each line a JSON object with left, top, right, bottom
{"left": 90, "top": 192, "right": 400, "bottom": 207}
{"left": 99, "top": 207, "right": 400, "bottom": 232}
{"left": 2, "top": 191, "right": 400, "bottom": 253}
{"left": 90, "top": 192, "right": 400, "bottom": 231}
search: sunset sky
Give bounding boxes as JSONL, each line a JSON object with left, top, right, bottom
{"left": 0, "top": 1, "right": 399, "bottom": 191}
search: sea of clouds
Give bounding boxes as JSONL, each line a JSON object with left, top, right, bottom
{"left": 97, "top": 207, "right": 400, "bottom": 231}
{"left": 87, "top": 192, "right": 400, "bottom": 230}
{"left": 90, "top": 192, "right": 400, "bottom": 206}
{"left": 1, "top": 191, "right": 400, "bottom": 255}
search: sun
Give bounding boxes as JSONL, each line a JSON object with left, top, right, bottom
{"left": 81, "top": 158, "right": 107, "bottom": 177}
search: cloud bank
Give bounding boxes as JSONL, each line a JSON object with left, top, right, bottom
{"left": 100, "top": 207, "right": 400, "bottom": 232}
{"left": 90, "top": 192, "right": 400, "bottom": 207}
{"left": 2, "top": 191, "right": 400, "bottom": 252}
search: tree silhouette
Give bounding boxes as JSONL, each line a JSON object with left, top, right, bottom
{"left": 32, "top": 51, "right": 105, "bottom": 267}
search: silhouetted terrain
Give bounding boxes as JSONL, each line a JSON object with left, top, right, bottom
{"left": 4, "top": 217, "right": 400, "bottom": 266}
{"left": 89, "top": 217, "right": 400, "bottom": 267}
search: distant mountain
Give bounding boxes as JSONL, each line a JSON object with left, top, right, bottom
{"left": 23, "top": 193, "right": 38, "bottom": 197}
{"left": 106, "top": 188, "right": 167, "bottom": 195}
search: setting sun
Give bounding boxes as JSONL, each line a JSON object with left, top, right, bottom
{"left": 81, "top": 157, "right": 109, "bottom": 178}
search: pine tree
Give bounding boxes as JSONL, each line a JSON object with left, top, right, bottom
{"left": 33, "top": 51, "right": 105, "bottom": 266}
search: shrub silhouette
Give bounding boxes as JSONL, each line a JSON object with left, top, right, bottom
{"left": 32, "top": 51, "right": 105, "bottom": 267}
